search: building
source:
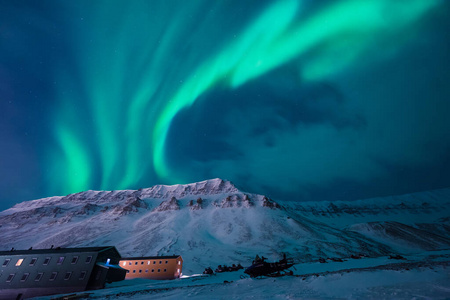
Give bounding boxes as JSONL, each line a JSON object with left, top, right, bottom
{"left": 120, "top": 255, "right": 183, "bottom": 280}
{"left": 0, "top": 246, "right": 127, "bottom": 300}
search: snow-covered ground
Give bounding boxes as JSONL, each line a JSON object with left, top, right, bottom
{"left": 33, "top": 250, "right": 450, "bottom": 299}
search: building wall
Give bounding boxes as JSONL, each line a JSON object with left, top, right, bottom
{"left": 119, "top": 256, "right": 183, "bottom": 280}
{"left": 0, "top": 251, "right": 98, "bottom": 299}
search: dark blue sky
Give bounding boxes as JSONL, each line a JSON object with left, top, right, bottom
{"left": 1, "top": 0, "right": 449, "bottom": 211}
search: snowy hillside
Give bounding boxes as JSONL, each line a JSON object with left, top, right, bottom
{"left": 285, "top": 188, "right": 450, "bottom": 254}
{"left": 0, "top": 179, "right": 449, "bottom": 275}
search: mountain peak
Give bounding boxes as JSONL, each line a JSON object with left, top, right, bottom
{"left": 138, "top": 178, "right": 239, "bottom": 199}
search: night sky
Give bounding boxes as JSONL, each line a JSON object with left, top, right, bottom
{"left": 1, "top": 0, "right": 449, "bottom": 211}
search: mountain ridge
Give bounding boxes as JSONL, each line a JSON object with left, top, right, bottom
{"left": 0, "top": 179, "right": 449, "bottom": 273}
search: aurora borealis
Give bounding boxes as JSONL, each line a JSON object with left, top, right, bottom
{"left": 1, "top": 0, "right": 450, "bottom": 210}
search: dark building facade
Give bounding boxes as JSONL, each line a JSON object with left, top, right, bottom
{"left": 0, "top": 246, "right": 126, "bottom": 300}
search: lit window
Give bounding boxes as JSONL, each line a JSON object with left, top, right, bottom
{"left": 178, "top": 261, "right": 181, "bottom": 265}
{"left": 21, "top": 273, "right": 30, "bottom": 282}
{"left": 147, "top": 261, "right": 150, "bottom": 265}
{"left": 15, "top": 259, "right": 24, "bottom": 266}
{"left": 64, "top": 272, "right": 72, "bottom": 280}
{"left": 57, "top": 257, "right": 65, "bottom": 265}
{"left": 6, "top": 274, "right": 15, "bottom": 282}
{"left": 43, "top": 257, "right": 51, "bottom": 265}
{"left": 35, "top": 273, "right": 44, "bottom": 282}
{"left": 29, "top": 258, "right": 37, "bottom": 266}
{"left": 71, "top": 256, "right": 79, "bottom": 264}
{"left": 49, "top": 272, "right": 58, "bottom": 281}
{"left": 123, "top": 262, "right": 126, "bottom": 266}
{"left": 79, "top": 271, "right": 87, "bottom": 280}
{"left": 86, "top": 256, "right": 92, "bottom": 264}
{"left": 2, "top": 259, "right": 10, "bottom": 267}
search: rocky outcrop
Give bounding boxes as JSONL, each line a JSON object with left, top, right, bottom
{"left": 154, "top": 197, "right": 180, "bottom": 212}
{"left": 113, "top": 197, "right": 149, "bottom": 215}
{"left": 262, "top": 196, "right": 281, "bottom": 209}
{"left": 189, "top": 198, "right": 204, "bottom": 210}
{"left": 218, "top": 194, "right": 254, "bottom": 208}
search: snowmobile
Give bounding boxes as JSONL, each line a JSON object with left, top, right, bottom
{"left": 243, "top": 256, "right": 295, "bottom": 278}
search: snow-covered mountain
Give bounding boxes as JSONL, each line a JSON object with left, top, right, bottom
{"left": 0, "top": 178, "right": 449, "bottom": 274}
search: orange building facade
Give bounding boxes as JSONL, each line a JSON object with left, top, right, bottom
{"left": 119, "top": 255, "right": 182, "bottom": 280}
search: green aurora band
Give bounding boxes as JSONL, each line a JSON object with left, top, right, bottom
{"left": 152, "top": 0, "right": 439, "bottom": 180}
{"left": 49, "top": 0, "right": 440, "bottom": 195}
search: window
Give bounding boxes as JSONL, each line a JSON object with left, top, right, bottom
{"left": 79, "top": 271, "right": 87, "bottom": 280}
{"left": 20, "top": 273, "right": 30, "bottom": 282}
{"left": 158, "top": 269, "right": 160, "bottom": 272}
{"left": 57, "top": 256, "right": 65, "bottom": 265}
{"left": 132, "top": 270, "right": 136, "bottom": 273}
{"left": 106, "top": 259, "right": 111, "bottom": 265}
{"left": 152, "top": 269, "right": 154, "bottom": 273}
{"left": 164, "top": 269, "right": 167, "bottom": 272}
{"left": 141, "top": 261, "right": 144, "bottom": 265}
{"left": 2, "top": 259, "right": 10, "bottom": 267}
{"left": 15, "top": 259, "right": 24, "bottom": 266}
{"left": 29, "top": 258, "right": 37, "bottom": 266}
{"left": 64, "top": 272, "right": 72, "bottom": 280}
{"left": 153, "top": 261, "right": 156, "bottom": 265}
{"left": 145, "top": 269, "right": 148, "bottom": 273}
{"left": 123, "top": 262, "right": 126, "bottom": 266}
{"left": 85, "top": 256, "right": 92, "bottom": 264}
{"left": 147, "top": 261, "right": 150, "bottom": 265}
{"left": 49, "top": 272, "right": 58, "bottom": 281}
{"left": 43, "top": 257, "right": 51, "bottom": 265}
{"left": 6, "top": 274, "right": 15, "bottom": 282}
{"left": 159, "top": 261, "right": 162, "bottom": 264}
{"left": 178, "top": 261, "right": 181, "bottom": 265}
{"left": 135, "top": 262, "right": 138, "bottom": 265}
{"left": 165, "top": 261, "right": 168, "bottom": 264}
{"left": 139, "top": 270, "right": 142, "bottom": 273}
{"left": 71, "top": 256, "right": 79, "bottom": 264}
{"left": 129, "top": 262, "right": 132, "bottom": 265}
{"left": 35, "top": 273, "right": 44, "bottom": 282}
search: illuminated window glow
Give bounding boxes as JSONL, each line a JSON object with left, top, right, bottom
{"left": 15, "top": 259, "right": 24, "bottom": 266}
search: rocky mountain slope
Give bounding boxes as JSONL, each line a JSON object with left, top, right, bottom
{"left": 0, "top": 179, "right": 449, "bottom": 273}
